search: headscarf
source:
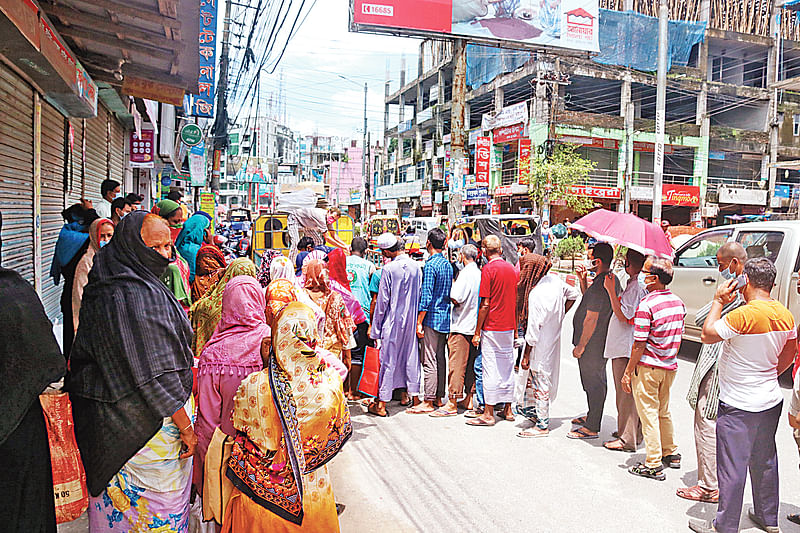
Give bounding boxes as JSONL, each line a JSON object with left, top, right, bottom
{"left": 199, "top": 276, "right": 268, "bottom": 373}
{"left": 270, "top": 256, "right": 295, "bottom": 282}
{"left": 303, "top": 259, "right": 329, "bottom": 294}
{"left": 256, "top": 249, "right": 284, "bottom": 287}
{"left": 227, "top": 302, "right": 351, "bottom": 525}
{"left": 88, "top": 218, "right": 113, "bottom": 252}
{"left": 175, "top": 213, "right": 211, "bottom": 281}
{"left": 516, "top": 253, "right": 553, "bottom": 327}
{"left": 65, "top": 210, "right": 194, "bottom": 495}
{"left": 191, "top": 258, "right": 257, "bottom": 356}
{"left": 298, "top": 249, "right": 327, "bottom": 286}
{"left": 0, "top": 210, "right": 65, "bottom": 444}
{"left": 152, "top": 199, "right": 181, "bottom": 219}
{"left": 326, "top": 248, "right": 350, "bottom": 290}
{"left": 50, "top": 215, "right": 90, "bottom": 284}
{"left": 265, "top": 278, "right": 298, "bottom": 328}
{"left": 72, "top": 218, "right": 114, "bottom": 332}
{"left": 191, "top": 243, "right": 227, "bottom": 301}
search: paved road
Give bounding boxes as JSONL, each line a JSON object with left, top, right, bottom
{"left": 60, "top": 305, "right": 800, "bottom": 533}
{"left": 330, "top": 308, "right": 800, "bottom": 533}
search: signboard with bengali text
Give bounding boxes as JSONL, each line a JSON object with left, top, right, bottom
{"left": 475, "top": 136, "right": 491, "bottom": 187}
{"left": 186, "top": 0, "right": 217, "bottom": 117}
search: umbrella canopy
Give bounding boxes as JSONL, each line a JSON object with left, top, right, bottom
{"left": 570, "top": 209, "right": 673, "bottom": 259}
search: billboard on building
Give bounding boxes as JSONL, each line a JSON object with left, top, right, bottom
{"left": 351, "top": 0, "right": 599, "bottom": 53}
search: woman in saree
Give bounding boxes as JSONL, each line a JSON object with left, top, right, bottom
{"left": 65, "top": 212, "right": 196, "bottom": 531}
{"left": 175, "top": 213, "right": 212, "bottom": 282}
{"left": 72, "top": 217, "right": 114, "bottom": 332}
{"left": 192, "top": 242, "right": 227, "bottom": 301}
{"left": 222, "top": 301, "right": 352, "bottom": 533}
{"left": 191, "top": 258, "right": 258, "bottom": 356}
{"left": 303, "top": 259, "right": 355, "bottom": 361}
{"left": 194, "top": 276, "right": 268, "bottom": 494}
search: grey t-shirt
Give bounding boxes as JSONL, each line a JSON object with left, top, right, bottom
{"left": 572, "top": 272, "right": 620, "bottom": 354}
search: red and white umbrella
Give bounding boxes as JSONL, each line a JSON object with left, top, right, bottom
{"left": 570, "top": 209, "right": 673, "bottom": 259}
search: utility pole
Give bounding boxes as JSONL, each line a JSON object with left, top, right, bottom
{"left": 362, "top": 82, "right": 368, "bottom": 222}
{"left": 210, "top": 0, "right": 233, "bottom": 193}
{"left": 448, "top": 39, "right": 466, "bottom": 227}
{"left": 653, "top": 0, "right": 668, "bottom": 224}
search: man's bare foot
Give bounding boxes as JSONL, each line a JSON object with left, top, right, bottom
{"left": 406, "top": 401, "right": 435, "bottom": 414}
{"left": 367, "top": 402, "right": 388, "bottom": 417}
{"left": 518, "top": 428, "right": 549, "bottom": 438}
{"left": 466, "top": 415, "right": 496, "bottom": 426}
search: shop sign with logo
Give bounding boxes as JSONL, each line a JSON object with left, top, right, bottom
{"left": 568, "top": 185, "right": 621, "bottom": 199}
{"left": 465, "top": 187, "right": 489, "bottom": 201}
{"left": 129, "top": 130, "right": 155, "bottom": 168}
{"left": 662, "top": 184, "right": 701, "bottom": 206}
{"left": 180, "top": 124, "right": 203, "bottom": 146}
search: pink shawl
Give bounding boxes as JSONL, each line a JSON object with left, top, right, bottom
{"left": 198, "top": 276, "right": 269, "bottom": 376}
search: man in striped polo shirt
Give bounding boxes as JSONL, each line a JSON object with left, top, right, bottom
{"left": 622, "top": 256, "right": 686, "bottom": 481}
{"left": 690, "top": 258, "right": 797, "bottom": 533}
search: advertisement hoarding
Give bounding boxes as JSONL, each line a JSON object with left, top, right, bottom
{"left": 518, "top": 138, "right": 532, "bottom": 185}
{"left": 493, "top": 123, "right": 525, "bottom": 144}
{"left": 351, "top": 0, "right": 599, "bottom": 53}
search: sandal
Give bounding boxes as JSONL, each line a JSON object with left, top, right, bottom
{"left": 748, "top": 509, "right": 780, "bottom": 533}
{"left": 399, "top": 399, "right": 412, "bottom": 407}
{"left": 662, "top": 453, "right": 682, "bottom": 469}
{"left": 571, "top": 415, "right": 587, "bottom": 425}
{"left": 496, "top": 412, "right": 515, "bottom": 422}
{"left": 787, "top": 514, "right": 800, "bottom": 526}
{"left": 429, "top": 408, "right": 458, "bottom": 418}
{"left": 676, "top": 485, "right": 719, "bottom": 503}
{"left": 567, "top": 427, "right": 598, "bottom": 440}
{"left": 628, "top": 462, "right": 665, "bottom": 481}
{"left": 463, "top": 409, "right": 483, "bottom": 419}
{"left": 518, "top": 428, "right": 549, "bottom": 438}
{"left": 466, "top": 417, "right": 496, "bottom": 427}
{"left": 405, "top": 405, "right": 435, "bottom": 414}
{"left": 603, "top": 439, "right": 635, "bottom": 452}
{"left": 367, "top": 404, "right": 388, "bottom": 417}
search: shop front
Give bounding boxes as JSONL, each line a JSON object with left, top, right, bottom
{"left": 629, "top": 184, "right": 701, "bottom": 225}
{"left": 549, "top": 185, "right": 621, "bottom": 224}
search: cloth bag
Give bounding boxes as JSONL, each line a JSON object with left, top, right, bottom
{"left": 203, "top": 427, "right": 234, "bottom": 524}
{"left": 39, "top": 392, "right": 88, "bottom": 524}
{"left": 357, "top": 345, "right": 380, "bottom": 397}
{"left": 514, "top": 369, "right": 537, "bottom": 420}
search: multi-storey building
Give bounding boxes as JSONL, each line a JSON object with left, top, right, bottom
{"left": 381, "top": 0, "right": 800, "bottom": 225}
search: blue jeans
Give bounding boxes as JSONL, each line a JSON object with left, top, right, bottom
{"left": 474, "top": 348, "right": 484, "bottom": 409}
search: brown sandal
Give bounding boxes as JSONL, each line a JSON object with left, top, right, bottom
{"left": 676, "top": 485, "right": 719, "bottom": 503}
{"left": 603, "top": 438, "right": 635, "bottom": 452}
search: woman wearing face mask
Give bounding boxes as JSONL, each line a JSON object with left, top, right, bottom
{"left": 175, "top": 213, "right": 213, "bottom": 282}
{"left": 72, "top": 218, "right": 114, "bottom": 333}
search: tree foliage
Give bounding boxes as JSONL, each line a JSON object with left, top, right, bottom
{"left": 523, "top": 143, "right": 596, "bottom": 216}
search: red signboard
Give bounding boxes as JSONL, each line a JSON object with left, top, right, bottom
{"left": 130, "top": 130, "right": 155, "bottom": 165}
{"left": 493, "top": 123, "right": 524, "bottom": 144}
{"left": 662, "top": 184, "right": 700, "bottom": 206}
{"left": 633, "top": 141, "right": 675, "bottom": 154}
{"left": 569, "top": 185, "right": 621, "bottom": 199}
{"left": 518, "top": 139, "right": 532, "bottom": 185}
{"left": 557, "top": 135, "right": 619, "bottom": 150}
{"left": 475, "top": 136, "right": 491, "bottom": 187}
{"left": 353, "top": 0, "right": 450, "bottom": 33}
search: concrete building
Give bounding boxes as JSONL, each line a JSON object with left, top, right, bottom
{"left": 381, "top": 0, "right": 800, "bottom": 225}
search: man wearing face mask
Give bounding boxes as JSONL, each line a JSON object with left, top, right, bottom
{"left": 689, "top": 258, "right": 796, "bottom": 533}
{"left": 96, "top": 179, "right": 121, "bottom": 219}
{"left": 569, "top": 242, "right": 620, "bottom": 440}
{"left": 623, "top": 257, "right": 685, "bottom": 481}
{"left": 678, "top": 243, "right": 747, "bottom": 504}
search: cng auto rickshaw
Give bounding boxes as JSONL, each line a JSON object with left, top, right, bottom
{"left": 251, "top": 211, "right": 356, "bottom": 267}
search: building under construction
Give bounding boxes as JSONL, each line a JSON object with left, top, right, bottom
{"left": 378, "top": 0, "right": 800, "bottom": 226}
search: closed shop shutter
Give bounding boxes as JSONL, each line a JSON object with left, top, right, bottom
{"left": 84, "top": 106, "right": 108, "bottom": 206}
{"left": 41, "top": 102, "right": 66, "bottom": 321}
{"left": 0, "top": 63, "right": 34, "bottom": 282}
{"left": 66, "top": 117, "right": 88, "bottom": 206}
{"left": 109, "top": 114, "right": 125, "bottom": 183}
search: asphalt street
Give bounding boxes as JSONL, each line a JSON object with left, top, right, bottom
{"left": 59, "top": 304, "right": 800, "bottom": 533}
{"left": 330, "top": 306, "right": 800, "bottom": 533}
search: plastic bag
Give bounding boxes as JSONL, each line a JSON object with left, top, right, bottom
{"left": 275, "top": 189, "right": 318, "bottom": 213}
{"left": 39, "top": 392, "right": 88, "bottom": 524}
{"left": 357, "top": 346, "right": 380, "bottom": 397}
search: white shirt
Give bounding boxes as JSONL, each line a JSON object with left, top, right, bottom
{"left": 450, "top": 261, "right": 481, "bottom": 335}
{"left": 525, "top": 273, "right": 581, "bottom": 400}
{"left": 96, "top": 199, "right": 112, "bottom": 219}
{"left": 714, "top": 299, "right": 796, "bottom": 412}
{"left": 604, "top": 278, "right": 648, "bottom": 359}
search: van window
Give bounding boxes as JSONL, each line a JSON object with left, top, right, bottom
{"left": 675, "top": 229, "right": 733, "bottom": 267}
{"left": 736, "top": 231, "right": 784, "bottom": 263}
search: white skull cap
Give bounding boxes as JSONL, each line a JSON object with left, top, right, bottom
{"left": 376, "top": 232, "right": 398, "bottom": 250}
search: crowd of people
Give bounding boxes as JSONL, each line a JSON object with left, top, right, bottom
{"left": 3, "top": 183, "right": 800, "bottom": 533}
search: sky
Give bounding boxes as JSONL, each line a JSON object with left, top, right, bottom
{"left": 242, "top": 0, "right": 421, "bottom": 142}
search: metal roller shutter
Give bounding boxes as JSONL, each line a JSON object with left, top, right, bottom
{"left": 84, "top": 106, "right": 108, "bottom": 205}
{"left": 0, "top": 63, "right": 34, "bottom": 282}
{"left": 41, "top": 102, "right": 66, "bottom": 321}
{"left": 109, "top": 114, "right": 125, "bottom": 183}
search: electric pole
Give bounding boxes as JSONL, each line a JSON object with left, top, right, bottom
{"left": 653, "top": 0, "right": 668, "bottom": 224}
{"left": 362, "top": 82, "right": 368, "bottom": 222}
{"left": 210, "top": 0, "right": 233, "bottom": 193}
{"left": 448, "top": 39, "right": 466, "bottom": 227}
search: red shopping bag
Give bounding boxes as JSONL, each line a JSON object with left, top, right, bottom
{"left": 39, "top": 392, "right": 89, "bottom": 524}
{"left": 357, "top": 346, "right": 380, "bottom": 397}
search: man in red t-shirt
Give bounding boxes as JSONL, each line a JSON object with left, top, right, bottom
{"left": 468, "top": 235, "right": 519, "bottom": 427}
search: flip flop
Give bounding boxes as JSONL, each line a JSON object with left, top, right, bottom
{"left": 571, "top": 416, "right": 587, "bottom": 425}
{"left": 676, "top": 486, "right": 719, "bottom": 503}
{"left": 603, "top": 439, "right": 635, "bottom": 452}
{"left": 466, "top": 417, "right": 496, "bottom": 427}
{"left": 518, "top": 429, "right": 549, "bottom": 438}
{"left": 429, "top": 408, "right": 458, "bottom": 418}
{"left": 405, "top": 406, "right": 435, "bottom": 414}
{"left": 399, "top": 399, "right": 412, "bottom": 407}
{"left": 567, "top": 427, "right": 598, "bottom": 440}
{"left": 496, "top": 412, "right": 516, "bottom": 421}
{"left": 463, "top": 409, "right": 482, "bottom": 418}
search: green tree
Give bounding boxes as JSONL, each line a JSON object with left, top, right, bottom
{"left": 522, "top": 143, "right": 596, "bottom": 217}
{"left": 555, "top": 235, "right": 585, "bottom": 272}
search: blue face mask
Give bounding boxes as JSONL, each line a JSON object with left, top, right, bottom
{"left": 99, "top": 240, "right": 109, "bottom": 248}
